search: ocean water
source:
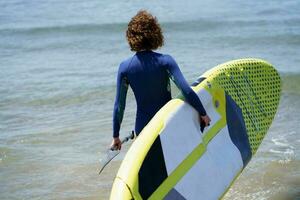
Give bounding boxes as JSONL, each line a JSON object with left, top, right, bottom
{"left": 0, "top": 0, "right": 300, "bottom": 199}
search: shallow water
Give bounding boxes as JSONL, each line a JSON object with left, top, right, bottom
{"left": 0, "top": 0, "right": 300, "bottom": 199}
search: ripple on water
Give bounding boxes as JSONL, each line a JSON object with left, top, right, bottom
{"left": 224, "top": 160, "right": 300, "bottom": 200}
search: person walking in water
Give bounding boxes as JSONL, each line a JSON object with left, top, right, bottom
{"left": 111, "top": 10, "right": 211, "bottom": 150}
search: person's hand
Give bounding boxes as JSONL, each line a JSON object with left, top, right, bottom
{"left": 110, "top": 137, "right": 122, "bottom": 150}
{"left": 200, "top": 114, "right": 211, "bottom": 127}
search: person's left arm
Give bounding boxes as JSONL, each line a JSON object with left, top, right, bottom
{"left": 112, "top": 64, "right": 129, "bottom": 149}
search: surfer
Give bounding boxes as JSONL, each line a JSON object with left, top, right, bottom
{"left": 111, "top": 10, "right": 211, "bottom": 150}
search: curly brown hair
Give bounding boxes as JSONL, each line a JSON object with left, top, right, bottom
{"left": 126, "top": 10, "right": 164, "bottom": 52}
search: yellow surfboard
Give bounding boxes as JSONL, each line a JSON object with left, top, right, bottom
{"left": 110, "top": 58, "right": 281, "bottom": 200}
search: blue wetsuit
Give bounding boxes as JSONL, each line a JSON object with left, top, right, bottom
{"left": 113, "top": 51, "right": 206, "bottom": 137}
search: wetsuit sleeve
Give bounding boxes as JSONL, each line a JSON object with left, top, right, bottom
{"left": 165, "top": 55, "right": 207, "bottom": 116}
{"left": 112, "top": 64, "right": 129, "bottom": 138}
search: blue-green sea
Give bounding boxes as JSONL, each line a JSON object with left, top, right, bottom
{"left": 0, "top": 0, "right": 299, "bottom": 199}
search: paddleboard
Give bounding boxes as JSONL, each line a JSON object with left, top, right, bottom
{"left": 110, "top": 58, "right": 281, "bottom": 200}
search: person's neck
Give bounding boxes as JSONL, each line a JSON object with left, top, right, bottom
{"left": 138, "top": 49, "right": 151, "bottom": 52}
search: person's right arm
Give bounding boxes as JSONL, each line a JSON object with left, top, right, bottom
{"left": 165, "top": 55, "right": 211, "bottom": 126}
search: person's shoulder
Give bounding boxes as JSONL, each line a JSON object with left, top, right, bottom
{"left": 158, "top": 52, "right": 175, "bottom": 61}
{"left": 157, "top": 53, "right": 177, "bottom": 66}
{"left": 120, "top": 55, "right": 134, "bottom": 67}
{"left": 152, "top": 52, "right": 172, "bottom": 62}
{"left": 118, "top": 54, "right": 135, "bottom": 72}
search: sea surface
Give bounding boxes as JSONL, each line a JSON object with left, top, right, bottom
{"left": 0, "top": 0, "right": 300, "bottom": 199}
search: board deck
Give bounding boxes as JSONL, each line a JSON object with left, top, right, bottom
{"left": 110, "top": 58, "right": 281, "bottom": 200}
